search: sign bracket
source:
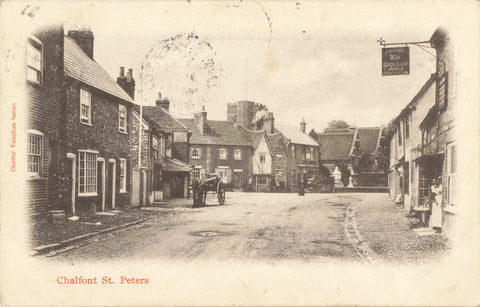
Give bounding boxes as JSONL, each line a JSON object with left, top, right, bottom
{"left": 377, "top": 37, "right": 446, "bottom": 72}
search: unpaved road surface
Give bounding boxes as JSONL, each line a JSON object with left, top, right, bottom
{"left": 53, "top": 192, "right": 368, "bottom": 262}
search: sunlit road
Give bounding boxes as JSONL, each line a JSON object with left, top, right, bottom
{"left": 53, "top": 192, "right": 369, "bottom": 262}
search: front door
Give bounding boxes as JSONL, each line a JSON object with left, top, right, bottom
{"left": 233, "top": 171, "right": 242, "bottom": 190}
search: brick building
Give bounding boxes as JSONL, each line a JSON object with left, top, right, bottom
{"left": 179, "top": 108, "right": 252, "bottom": 190}
{"left": 63, "top": 30, "right": 136, "bottom": 214}
{"left": 227, "top": 101, "right": 320, "bottom": 192}
{"left": 142, "top": 95, "right": 192, "bottom": 199}
{"left": 26, "top": 25, "right": 67, "bottom": 218}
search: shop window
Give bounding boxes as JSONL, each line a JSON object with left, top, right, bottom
{"left": 258, "top": 176, "right": 266, "bottom": 185}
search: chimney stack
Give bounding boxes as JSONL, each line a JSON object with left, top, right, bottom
{"left": 300, "top": 118, "right": 306, "bottom": 133}
{"left": 155, "top": 92, "right": 170, "bottom": 113}
{"left": 68, "top": 29, "right": 95, "bottom": 59}
{"left": 194, "top": 106, "right": 207, "bottom": 135}
{"left": 116, "top": 67, "right": 135, "bottom": 99}
{"left": 263, "top": 112, "right": 275, "bottom": 134}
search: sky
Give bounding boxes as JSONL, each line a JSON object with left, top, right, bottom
{"left": 52, "top": 1, "right": 459, "bottom": 131}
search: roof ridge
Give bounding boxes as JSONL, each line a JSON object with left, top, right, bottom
{"left": 64, "top": 36, "right": 134, "bottom": 104}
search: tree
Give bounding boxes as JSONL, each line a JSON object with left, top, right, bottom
{"left": 327, "top": 120, "right": 349, "bottom": 129}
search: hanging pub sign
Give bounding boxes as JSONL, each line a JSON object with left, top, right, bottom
{"left": 382, "top": 47, "right": 410, "bottom": 76}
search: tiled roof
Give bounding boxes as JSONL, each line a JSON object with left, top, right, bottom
{"left": 317, "top": 132, "right": 355, "bottom": 161}
{"left": 178, "top": 119, "right": 252, "bottom": 146}
{"left": 141, "top": 106, "right": 189, "bottom": 132}
{"left": 64, "top": 36, "right": 134, "bottom": 104}
{"left": 357, "top": 127, "right": 381, "bottom": 155}
{"left": 275, "top": 124, "right": 319, "bottom": 146}
{"left": 266, "top": 133, "right": 287, "bottom": 155}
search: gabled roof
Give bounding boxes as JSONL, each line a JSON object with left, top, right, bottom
{"left": 267, "top": 133, "right": 288, "bottom": 155}
{"left": 275, "top": 124, "right": 319, "bottom": 146}
{"left": 64, "top": 36, "right": 134, "bottom": 104}
{"left": 141, "top": 106, "right": 189, "bottom": 133}
{"left": 178, "top": 119, "right": 252, "bottom": 146}
{"left": 317, "top": 132, "right": 356, "bottom": 161}
{"left": 357, "top": 127, "right": 382, "bottom": 155}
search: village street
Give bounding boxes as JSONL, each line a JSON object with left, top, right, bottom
{"left": 49, "top": 192, "right": 448, "bottom": 263}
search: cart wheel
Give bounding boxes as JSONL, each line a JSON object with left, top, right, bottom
{"left": 217, "top": 182, "right": 225, "bottom": 205}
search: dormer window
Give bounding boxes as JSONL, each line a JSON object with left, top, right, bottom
{"left": 80, "top": 88, "right": 92, "bottom": 125}
{"left": 119, "top": 104, "right": 127, "bottom": 133}
{"left": 27, "top": 36, "right": 42, "bottom": 84}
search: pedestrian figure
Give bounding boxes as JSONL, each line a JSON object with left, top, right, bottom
{"left": 430, "top": 177, "right": 443, "bottom": 232}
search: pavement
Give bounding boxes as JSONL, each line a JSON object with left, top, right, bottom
{"left": 33, "top": 192, "right": 450, "bottom": 263}
{"left": 353, "top": 193, "right": 451, "bottom": 264}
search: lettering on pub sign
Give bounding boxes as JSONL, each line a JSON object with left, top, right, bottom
{"left": 382, "top": 47, "right": 410, "bottom": 76}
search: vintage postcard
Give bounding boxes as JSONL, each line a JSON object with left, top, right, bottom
{"left": 0, "top": 0, "right": 479, "bottom": 306}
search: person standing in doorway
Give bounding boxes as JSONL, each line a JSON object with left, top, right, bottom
{"left": 430, "top": 177, "right": 443, "bottom": 232}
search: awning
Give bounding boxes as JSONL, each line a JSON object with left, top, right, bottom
{"left": 414, "top": 152, "right": 444, "bottom": 162}
{"left": 165, "top": 157, "right": 192, "bottom": 173}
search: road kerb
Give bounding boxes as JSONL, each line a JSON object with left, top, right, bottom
{"left": 344, "top": 201, "right": 383, "bottom": 264}
{"left": 32, "top": 215, "right": 162, "bottom": 256}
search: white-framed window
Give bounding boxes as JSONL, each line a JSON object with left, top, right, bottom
{"left": 219, "top": 148, "right": 227, "bottom": 160}
{"left": 218, "top": 168, "right": 228, "bottom": 183}
{"left": 276, "top": 155, "right": 283, "bottom": 169}
{"left": 78, "top": 150, "right": 98, "bottom": 196}
{"left": 80, "top": 88, "right": 92, "bottom": 125}
{"left": 27, "top": 130, "right": 43, "bottom": 176}
{"left": 119, "top": 158, "right": 127, "bottom": 193}
{"left": 260, "top": 154, "right": 266, "bottom": 164}
{"left": 446, "top": 143, "right": 457, "bottom": 206}
{"left": 192, "top": 167, "right": 201, "bottom": 181}
{"left": 311, "top": 147, "right": 314, "bottom": 160}
{"left": 119, "top": 104, "right": 127, "bottom": 133}
{"left": 234, "top": 148, "right": 242, "bottom": 160}
{"left": 291, "top": 144, "right": 295, "bottom": 158}
{"left": 306, "top": 147, "right": 312, "bottom": 160}
{"left": 27, "top": 36, "right": 42, "bottom": 83}
{"left": 192, "top": 147, "right": 200, "bottom": 159}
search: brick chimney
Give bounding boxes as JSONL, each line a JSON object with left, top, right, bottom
{"left": 194, "top": 106, "right": 207, "bottom": 135}
{"left": 264, "top": 112, "right": 275, "bottom": 134}
{"left": 300, "top": 118, "right": 306, "bottom": 133}
{"left": 117, "top": 67, "right": 135, "bottom": 99}
{"left": 155, "top": 92, "right": 170, "bottom": 113}
{"left": 68, "top": 29, "right": 94, "bottom": 59}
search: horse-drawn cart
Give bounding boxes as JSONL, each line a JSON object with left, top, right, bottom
{"left": 192, "top": 174, "right": 226, "bottom": 207}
